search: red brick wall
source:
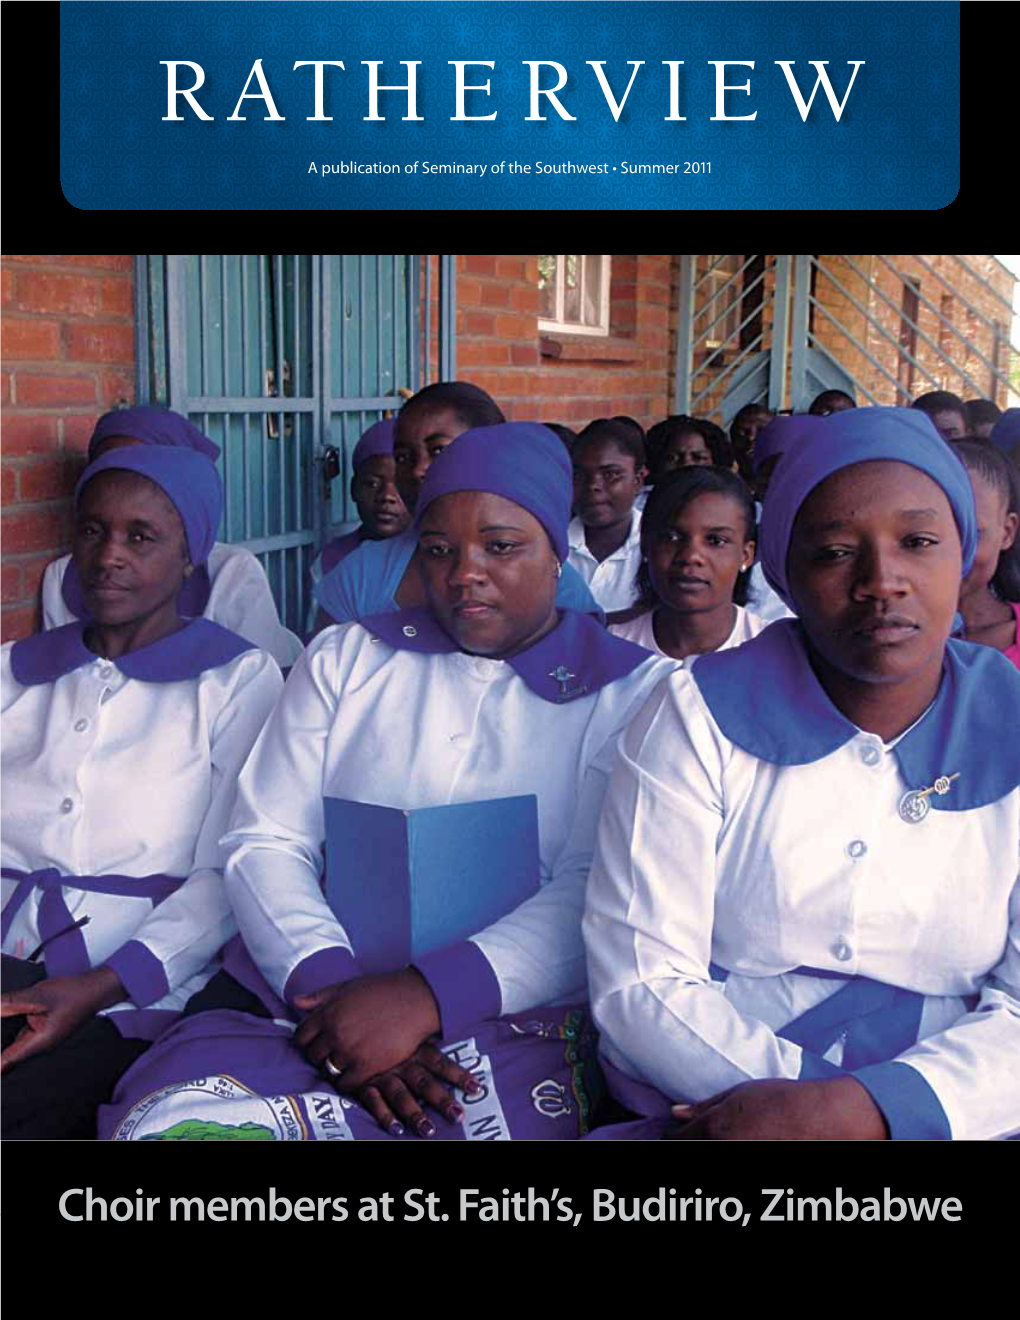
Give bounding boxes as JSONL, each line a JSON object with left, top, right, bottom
{"left": 1, "top": 256, "right": 135, "bottom": 641}
{"left": 425, "top": 255, "right": 674, "bottom": 431}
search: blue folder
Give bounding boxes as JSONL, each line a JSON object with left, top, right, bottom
{"left": 323, "top": 795, "right": 540, "bottom": 974}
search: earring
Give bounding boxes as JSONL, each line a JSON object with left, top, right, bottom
{"left": 556, "top": 562, "right": 563, "bottom": 578}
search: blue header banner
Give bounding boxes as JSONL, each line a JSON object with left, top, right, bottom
{"left": 60, "top": 1, "right": 960, "bottom": 210}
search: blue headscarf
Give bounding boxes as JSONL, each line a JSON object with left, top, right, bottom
{"left": 352, "top": 418, "right": 396, "bottom": 469}
{"left": 74, "top": 447, "right": 223, "bottom": 567}
{"left": 414, "top": 422, "right": 573, "bottom": 563}
{"left": 989, "top": 407, "right": 1020, "bottom": 457}
{"left": 88, "top": 406, "right": 221, "bottom": 463}
{"left": 760, "top": 406, "right": 977, "bottom": 610}
{"left": 753, "top": 415, "right": 824, "bottom": 473}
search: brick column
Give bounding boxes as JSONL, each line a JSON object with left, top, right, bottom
{"left": 1, "top": 255, "right": 135, "bottom": 641}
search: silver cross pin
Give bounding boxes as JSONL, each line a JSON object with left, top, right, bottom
{"left": 898, "top": 772, "right": 960, "bottom": 825}
{"left": 549, "top": 665, "right": 584, "bottom": 700}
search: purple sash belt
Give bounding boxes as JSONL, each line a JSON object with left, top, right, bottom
{"left": 1, "top": 867, "right": 186, "bottom": 978}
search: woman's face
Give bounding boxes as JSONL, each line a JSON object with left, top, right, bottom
{"left": 417, "top": 490, "right": 560, "bottom": 659}
{"left": 393, "top": 406, "right": 470, "bottom": 513}
{"left": 73, "top": 471, "right": 190, "bottom": 632}
{"left": 731, "top": 408, "right": 773, "bottom": 464}
{"left": 648, "top": 492, "right": 755, "bottom": 615}
{"left": 959, "top": 469, "right": 1018, "bottom": 602}
{"left": 656, "top": 430, "right": 713, "bottom": 478}
{"left": 351, "top": 455, "right": 410, "bottom": 539}
{"left": 787, "top": 461, "right": 962, "bottom": 685}
{"left": 572, "top": 438, "right": 645, "bottom": 528}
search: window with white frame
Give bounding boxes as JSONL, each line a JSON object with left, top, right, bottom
{"left": 538, "top": 256, "right": 611, "bottom": 336}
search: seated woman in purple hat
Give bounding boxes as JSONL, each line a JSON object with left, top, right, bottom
{"left": 41, "top": 406, "right": 303, "bottom": 669}
{"left": 305, "top": 418, "right": 410, "bottom": 635}
{"left": 311, "top": 419, "right": 410, "bottom": 579}
{"left": 1, "top": 445, "right": 282, "bottom": 1137}
{"left": 97, "top": 422, "right": 675, "bottom": 1142}
{"left": 585, "top": 406, "right": 1020, "bottom": 1140}
{"left": 312, "top": 382, "right": 601, "bottom": 631}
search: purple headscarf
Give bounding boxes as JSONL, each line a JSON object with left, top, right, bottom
{"left": 760, "top": 406, "right": 977, "bottom": 609}
{"left": 351, "top": 418, "right": 396, "bottom": 470}
{"left": 753, "top": 415, "right": 824, "bottom": 473}
{"left": 88, "top": 406, "right": 221, "bottom": 463}
{"left": 414, "top": 422, "right": 572, "bottom": 563}
{"left": 75, "top": 446, "right": 223, "bottom": 567}
{"left": 989, "top": 408, "right": 1020, "bottom": 457}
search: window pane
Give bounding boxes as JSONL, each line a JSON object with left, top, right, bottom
{"left": 583, "top": 256, "right": 603, "bottom": 326}
{"left": 538, "top": 255, "right": 557, "bottom": 318}
{"left": 564, "top": 255, "right": 581, "bottom": 323}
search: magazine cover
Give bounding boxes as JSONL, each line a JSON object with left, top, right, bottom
{"left": 59, "top": 0, "right": 960, "bottom": 209}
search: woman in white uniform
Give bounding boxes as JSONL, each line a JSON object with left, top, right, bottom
{"left": 1, "top": 445, "right": 282, "bottom": 1138}
{"left": 585, "top": 406, "right": 1020, "bottom": 1140}
{"left": 98, "top": 422, "right": 675, "bottom": 1142}
{"left": 41, "top": 406, "right": 303, "bottom": 669}
{"left": 609, "top": 465, "right": 767, "bottom": 663}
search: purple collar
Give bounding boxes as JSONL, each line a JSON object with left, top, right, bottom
{"left": 11, "top": 619, "right": 257, "bottom": 686}
{"left": 61, "top": 558, "right": 212, "bottom": 621}
{"left": 691, "top": 618, "right": 1020, "bottom": 810}
{"left": 359, "top": 606, "right": 653, "bottom": 704}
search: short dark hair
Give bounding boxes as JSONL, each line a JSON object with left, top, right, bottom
{"left": 964, "top": 399, "right": 1003, "bottom": 430}
{"left": 397, "top": 381, "right": 505, "bottom": 437}
{"left": 730, "top": 401, "right": 773, "bottom": 431}
{"left": 542, "top": 422, "right": 577, "bottom": 452}
{"left": 809, "top": 389, "right": 856, "bottom": 415}
{"left": 576, "top": 418, "right": 646, "bottom": 469}
{"left": 611, "top": 415, "right": 646, "bottom": 443}
{"left": 912, "top": 390, "right": 966, "bottom": 418}
{"left": 952, "top": 439, "right": 1020, "bottom": 602}
{"left": 635, "top": 466, "right": 757, "bottom": 608}
{"left": 649, "top": 416, "right": 732, "bottom": 473}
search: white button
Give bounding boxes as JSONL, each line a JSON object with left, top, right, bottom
{"left": 60, "top": 798, "right": 74, "bottom": 814}
{"left": 832, "top": 940, "right": 853, "bottom": 962}
{"left": 402, "top": 625, "right": 417, "bottom": 638}
{"left": 74, "top": 719, "right": 89, "bottom": 733}
{"left": 861, "top": 745, "right": 880, "bottom": 766}
{"left": 846, "top": 839, "right": 867, "bottom": 860}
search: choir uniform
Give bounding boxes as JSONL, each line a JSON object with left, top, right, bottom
{"left": 2, "top": 440, "right": 284, "bottom": 1138}
{"left": 99, "top": 609, "right": 674, "bottom": 1141}
{"left": 584, "top": 406, "right": 1020, "bottom": 1141}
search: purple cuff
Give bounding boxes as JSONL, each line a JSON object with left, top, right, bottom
{"left": 103, "top": 940, "right": 169, "bottom": 1009}
{"left": 413, "top": 940, "right": 501, "bottom": 1039}
{"left": 851, "top": 1061, "right": 951, "bottom": 1140}
{"left": 284, "top": 946, "right": 360, "bottom": 1005}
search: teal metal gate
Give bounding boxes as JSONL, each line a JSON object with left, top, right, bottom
{"left": 137, "top": 255, "right": 421, "bottom": 634}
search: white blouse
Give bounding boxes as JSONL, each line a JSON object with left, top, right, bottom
{"left": 610, "top": 603, "right": 768, "bottom": 663}
{"left": 566, "top": 513, "right": 644, "bottom": 613}
{"left": 584, "top": 666, "right": 1020, "bottom": 1140}
{"left": 222, "top": 619, "right": 675, "bottom": 1027}
{"left": 41, "top": 547, "right": 304, "bottom": 669}
{"left": 1, "top": 642, "right": 283, "bottom": 1018}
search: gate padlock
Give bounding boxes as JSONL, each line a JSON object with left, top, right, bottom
{"left": 321, "top": 445, "right": 341, "bottom": 500}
